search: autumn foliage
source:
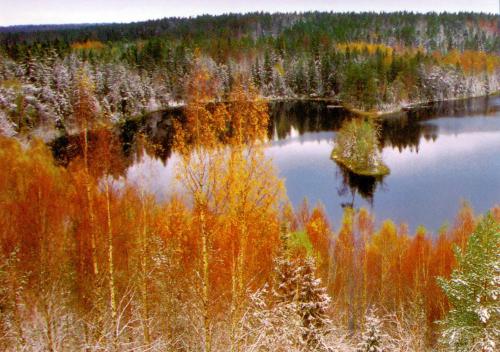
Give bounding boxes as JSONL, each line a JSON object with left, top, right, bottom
{"left": 0, "top": 65, "right": 497, "bottom": 351}
{"left": 71, "top": 40, "right": 105, "bottom": 51}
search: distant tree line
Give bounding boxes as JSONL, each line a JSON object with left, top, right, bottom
{"left": 0, "top": 12, "right": 499, "bottom": 133}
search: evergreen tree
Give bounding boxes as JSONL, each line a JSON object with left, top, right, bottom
{"left": 438, "top": 214, "right": 500, "bottom": 352}
{"left": 357, "top": 308, "right": 386, "bottom": 352}
{"left": 0, "top": 110, "right": 16, "bottom": 137}
{"left": 251, "top": 57, "right": 261, "bottom": 88}
{"left": 340, "top": 62, "right": 379, "bottom": 110}
{"left": 293, "top": 59, "right": 307, "bottom": 96}
{"left": 272, "top": 253, "right": 332, "bottom": 350}
{"left": 263, "top": 51, "right": 273, "bottom": 87}
{"left": 307, "top": 56, "right": 319, "bottom": 96}
{"left": 297, "top": 257, "right": 332, "bottom": 349}
{"left": 273, "top": 254, "right": 300, "bottom": 303}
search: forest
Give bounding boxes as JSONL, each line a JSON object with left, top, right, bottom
{"left": 0, "top": 10, "right": 499, "bottom": 352}
{"left": 1, "top": 12, "right": 500, "bottom": 138}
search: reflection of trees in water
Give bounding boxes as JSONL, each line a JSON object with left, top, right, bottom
{"left": 50, "top": 127, "right": 128, "bottom": 179}
{"left": 379, "top": 115, "right": 438, "bottom": 153}
{"left": 410, "top": 95, "right": 498, "bottom": 119}
{"left": 380, "top": 96, "right": 496, "bottom": 151}
{"left": 335, "top": 164, "right": 386, "bottom": 209}
{"left": 50, "top": 96, "right": 494, "bottom": 178}
{"left": 269, "top": 100, "right": 433, "bottom": 150}
{"left": 268, "top": 101, "right": 351, "bottom": 140}
{"left": 50, "top": 109, "right": 178, "bottom": 175}
{"left": 270, "top": 96, "right": 494, "bottom": 150}
{"left": 120, "top": 109, "right": 177, "bottom": 163}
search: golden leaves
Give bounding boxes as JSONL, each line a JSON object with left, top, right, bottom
{"left": 71, "top": 40, "right": 105, "bottom": 51}
{"left": 440, "top": 50, "right": 500, "bottom": 75}
{"left": 174, "top": 61, "right": 269, "bottom": 156}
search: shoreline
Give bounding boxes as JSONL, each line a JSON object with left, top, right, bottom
{"left": 255, "top": 91, "right": 500, "bottom": 118}
{"left": 126, "top": 91, "right": 500, "bottom": 120}
{"left": 331, "top": 152, "right": 390, "bottom": 177}
{"left": 11, "top": 91, "right": 500, "bottom": 143}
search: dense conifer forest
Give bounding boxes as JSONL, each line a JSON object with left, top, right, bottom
{"left": 1, "top": 12, "right": 499, "bottom": 136}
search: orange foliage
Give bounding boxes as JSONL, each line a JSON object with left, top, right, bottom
{"left": 0, "top": 137, "right": 71, "bottom": 278}
{"left": 441, "top": 50, "right": 500, "bottom": 75}
{"left": 336, "top": 42, "right": 394, "bottom": 57}
{"left": 0, "top": 132, "right": 496, "bottom": 347}
{"left": 305, "top": 204, "right": 332, "bottom": 278}
{"left": 71, "top": 40, "right": 105, "bottom": 51}
{"left": 1, "top": 61, "right": 497, "bottom": 348}
{"left": 296, "top": 202, "right": 483, "bottom": 338}
{"left": 492, "top": 205, "right": 500, "bottom": 221}
{"left": 331, "top": 208, "right": 355, "bottom": 306}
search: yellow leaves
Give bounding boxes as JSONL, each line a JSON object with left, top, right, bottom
{"left": 0, "top": 137, "right": 70, "bottom": 269}
{"left": 336, "top": 41, "right": 394, "bottom": 57}
{"left": 226, "top": 82, "right": 269, "bottom": 146}
{"left": 274, "top": 62, "right": 285, "bottom": 76}
{"left": 441, "top": 49, "right": 460, "bottom": 67}
{"left": 73, "top": 69, "right": 100, "bottom": 133}
{"left": 174, "top": 63, "right": 270, "bottom": 154}
{"left": 184, "top": 60, "right": 216, "bottom": 106}
{"left": 71, "top": 40, "right": 105, "bottom": 51}
{"left": 172, "top": 63, "right": 285, "bottom": 305}
{"left": 484, "top": 54, "right": 500, "bottom": 75}
{"left": 305, "top": 205, "right": 332, "bottom": 276}
{"left": 372, "top": 219, "right": 398, "bottom": 249}
{"left": 440, "top": 50, "right": 500, "bottom": 75}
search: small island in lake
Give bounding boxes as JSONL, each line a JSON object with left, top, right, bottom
{"left": 331, "top": 118, "right": 390, "bottom": 177}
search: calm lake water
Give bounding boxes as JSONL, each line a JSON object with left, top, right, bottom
{"left": 53, "top": 96, "right": 500, "bottom": 233}
{"left": 264, "top": 97, "right": 500, "bottom": 232}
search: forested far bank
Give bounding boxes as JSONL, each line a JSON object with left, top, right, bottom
{"left": 1, "top": 12, "right": 500, "bottom": 138}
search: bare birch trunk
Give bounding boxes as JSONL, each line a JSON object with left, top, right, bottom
{"left": 105, "top": 180, "right": 117, "bottom": 322}
{"left": 83, "top": 125, "right": 99, "bottom": 276}
{"left": 200, "top": 208, "right": 211, "bottom": 352}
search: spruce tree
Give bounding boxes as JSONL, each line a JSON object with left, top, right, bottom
{"left": 297, "top": 257, "right": 332, "bottom": 349}
{"left": 272, "top": 252, "right": 331, "bottom": 350}
{"left": 357, "top": 308, "right": 386, "bottom": 352}
{"left": 438, "top": 214, "right": 500, "bottom": 352}
{"left": 0, "top": 110, "right": 16, "bottom": 137}
{"left": 263, "top": 51, "right": 273, "bottom": 87}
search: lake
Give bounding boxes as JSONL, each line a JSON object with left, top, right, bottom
{"left": 264, "top": 97, "right": 500, "bottom": 232}
{"left": 55, "top": 96, "right": 500, "bottom": 233}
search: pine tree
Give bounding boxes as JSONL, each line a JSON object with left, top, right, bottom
{"left": 357, "top": 308, "right": 385, "bottom": 352}
{"left": 0, "top": 110, "right": 16, "bottom": 137}
{"left": 297, "top": 257, "right": 332, "bottom": 349}
{"left": 263, "top": 51, "right": 273, "bottom": 87}
{"left": 293, "top": 59, "right": 307, "bottom": 96}
{"left": 307, "top": 57, "right": 320, "bottom": 96}
{"left": 273, "top": 254, "right": 300, "bottom": 303}
{"left": 240, "top": 284, "right": 304, "bottom": 351}
{"left": 251, "top": 58, "right": 261, "bottom": 89}
{"left": 438, "top": 214, "right": 500, "bottom": 352}
{"left": 271, "top": 253, "right": 332, "bottom": 350}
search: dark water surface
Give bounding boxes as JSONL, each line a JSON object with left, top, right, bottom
{"left": 54, "top": 96, "right": 500, "bottom": 233}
